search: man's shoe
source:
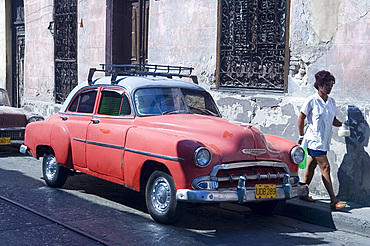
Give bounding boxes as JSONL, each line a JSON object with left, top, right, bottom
{"left": 330, "top": 201, "right": 346, "bottom": 210}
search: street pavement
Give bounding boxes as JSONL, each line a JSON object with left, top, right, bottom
{"left": 2, "top": 189, "right": 369, "bottom": 244}
{"left": 1, "top": 148, "right": 369, "bottom": 244}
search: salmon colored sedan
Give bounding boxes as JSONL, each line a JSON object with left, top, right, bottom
{"left": 20, "top": 64, "right": 308, "bottom": 224}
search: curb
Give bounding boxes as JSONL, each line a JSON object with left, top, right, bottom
{"left": 278, "top": 198, "right": 370, "bottom": 238}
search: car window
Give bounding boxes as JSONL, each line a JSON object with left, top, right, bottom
{"left": 68, "top": 90, "right": 97, "bottom": 113}
{"left": 181, "top": 88, "right": 220, "bottom": 116}
{"left": 98, "top": 90, "right": 131, "bottom": 116}
{"left": 0, "top": 89, "right": 11, "bottom": 106}
{"left": 134, "top": 88, "right": 187, "bottom": 115}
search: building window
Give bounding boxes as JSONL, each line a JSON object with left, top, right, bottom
{"left": 217, "top": 0, "right": 289, "bottom": 91}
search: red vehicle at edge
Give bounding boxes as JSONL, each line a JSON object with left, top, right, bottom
{"left": 21, "top": 64, "right": 308, "bottom": 224}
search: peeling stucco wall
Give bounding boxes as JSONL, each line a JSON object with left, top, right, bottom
{"left": 23, "top": 0, "right": 55, "bottom": 114}
{"left": 77, "top": 0, "right": 106, "bottom": 85}
{"left": 0, "top": 0, "right": 6, "bottom": 89}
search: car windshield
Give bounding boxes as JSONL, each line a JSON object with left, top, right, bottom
{"left": 134, "top": 87, "right": 220, "bottom": 117}
{"left": 0, "top": 89, "right": 11, "bottom": 106}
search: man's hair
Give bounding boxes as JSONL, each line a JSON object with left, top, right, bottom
{"left": 314, "top": 70, "right": 335, "bottom": 90}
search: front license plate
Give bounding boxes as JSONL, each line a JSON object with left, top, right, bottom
{"left": 0, "top": 137, "right": 11, "bottom": 145}
{"left": 255, "top": 184, "right": 276, "bottom": 199}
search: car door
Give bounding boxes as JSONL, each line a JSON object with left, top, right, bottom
{"left": 61, "top": 88, "right": 98, "bottom": 168}
{"left": 85, "top": 88, "right": 134, "bottom": 180}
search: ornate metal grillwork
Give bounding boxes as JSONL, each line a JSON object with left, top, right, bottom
{"left": 218, "top": 0, "right": 287, "bottom": 90}
{"left": 54, "top": 0, "right": 78, "bottom": 103}
{"left": 12, "top": 0, "right": 25, "bottom": 107}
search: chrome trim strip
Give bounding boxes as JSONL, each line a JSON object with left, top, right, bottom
{"left": 72, "top": 138, "right": 183, "bottom": 162}
{"left": 91, "top": 115, "right": 134, "bottom": 120}
{"left": 125, "top": 147, "right": 184, "bottom": 162}
{"left": 86, "top": 140, "right": 125, "bottom": 150}
{"left": 73, "top": 138, "right": 86, "bottom": 143}
{"left": 59, "top": 112, "right": 94, "bottom": 117}
{"left": 0, "top": 127, "right": 25, "bottom": 131}
{"left": 59, "top": 112, "right": 134, "bottom": 120}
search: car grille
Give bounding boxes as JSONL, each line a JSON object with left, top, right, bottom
{"left": 216, "top": 166, "right": 288, "bottom": 187}
{"left": 0, "top": 129, "right": 25, "bottom": 140}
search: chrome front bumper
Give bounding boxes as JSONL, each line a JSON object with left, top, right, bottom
{"left": 176, "top": 175, "right": 309, "bottom": 203}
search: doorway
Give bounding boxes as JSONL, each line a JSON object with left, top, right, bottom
{"left": 106, "top": 0, "right": 149, "bottom": 65}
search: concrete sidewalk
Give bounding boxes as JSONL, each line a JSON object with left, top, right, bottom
{"left": 279, "top": 197, "right": 370, "bottom": 238}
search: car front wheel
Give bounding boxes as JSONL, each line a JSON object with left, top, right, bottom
{"left": 145, "top": 171, "right": 184, "bottom": 224}
{"left": 42, "top": 152, "right": 68, "bottom": 188}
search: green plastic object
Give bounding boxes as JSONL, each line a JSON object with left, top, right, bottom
{"left": 299, "top": 148, "right": 307, "bottom": 169}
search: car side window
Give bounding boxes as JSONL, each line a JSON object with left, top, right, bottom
{"left": 121, "top": 94, "right": 131, "bottom": 115}
{"left": 0, "top": 89, "right": 11, "bottom": 106}
{"left": 68, "top": 90, "right": 97, "bottom": 113}
{"left": 98, "top": 90, "right": 131, "bottom": 116}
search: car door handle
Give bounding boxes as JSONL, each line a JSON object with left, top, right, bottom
{"left": 90, "top": 118, "right": 100, "bottom": 124}
{"left": 59, "top": 115, "right": 68, "bottom": 121}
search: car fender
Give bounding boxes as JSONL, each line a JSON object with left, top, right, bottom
{"left": 123, "top": 127, "right": 219, "bottom": 191}
{"left": 50, "top": 123, "right": 73, "bottom": 168}
{"left": 263, "top": 134, "right": 300, "bottom": 172}
{"left": 24, "top": 121, "right": 53, "bottom": 158}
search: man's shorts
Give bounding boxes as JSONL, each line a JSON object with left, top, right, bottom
{"left": 307, "top": 148, "right": 327, "bottom": 157}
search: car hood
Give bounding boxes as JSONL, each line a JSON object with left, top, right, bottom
{"left": 0, "top": 106, "right": 29, "bottom": 128}
{"left": 134, "top": 114, "right": 289, "bottom": 163}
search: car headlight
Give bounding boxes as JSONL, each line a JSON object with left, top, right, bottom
{"left": 291, "top": 146, "right": 305, "bottom": 164}
{"left": 193, "top": 147, "right": 211, "bottom": 167}
{"left": 28, "top": 115, "right": 45, "bottom": 123}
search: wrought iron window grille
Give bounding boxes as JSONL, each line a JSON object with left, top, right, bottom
{"left": 218, "top": 0, "right": 288, "bottom": 91}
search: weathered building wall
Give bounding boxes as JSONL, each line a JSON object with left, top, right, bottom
{"left": 23, "top": 0, "right": 106, "bottom": 116}
{"left": 0, "top": 0, "right": 5, "bottom": 89}
{"left": 77, "top": 0, "right": 106, "bottom": 85}
{"left": 148, "top": 0, "right": 370, "bottom": 205}
{"left": 0, "top": 0, "right": 13, "bottom": 96}
{"left": 148, "top": 0, "right": 218, "bottom": 87}
{"left": 23, "top": 0, "right": 55, "bottom": 115}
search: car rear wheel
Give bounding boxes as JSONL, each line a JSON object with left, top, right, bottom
{"left": 248, "top": 200, "right": 286, "bottom": 215}
{"left": 42, "top": 152, "right": 68, "bottom": 188}
{"left": 145, "top": 171, "right": 184, "bottom": 224}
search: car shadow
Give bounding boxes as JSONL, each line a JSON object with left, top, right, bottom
{"left": 0, "top": 165, "right": 340, "bottom": 246}
{"left": 0, "top": 146, "right": 24, "bottom": 157}
{"left": 62, "top": 172, "right": 148, "bottom": 213}
{"left": 63, "top": 172, "right": 335, "bottom": 232}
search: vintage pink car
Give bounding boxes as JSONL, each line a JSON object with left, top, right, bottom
{"left": 21, "top": 65, "right": 308, "bottom": 224}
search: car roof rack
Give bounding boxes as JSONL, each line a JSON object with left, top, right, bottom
{"left": 88, "top": 64, "right": 198, "bottom": 85}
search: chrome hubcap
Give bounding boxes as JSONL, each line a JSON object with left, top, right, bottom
{"left": 45, "top": 155, "right": 57, "bottom": 181}
{"left": 151, "top": 177, "right": 171, "bottom": 213}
